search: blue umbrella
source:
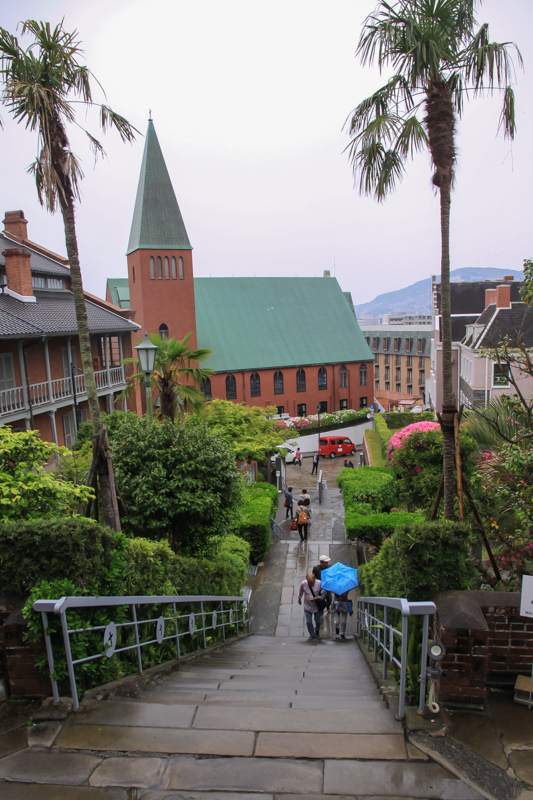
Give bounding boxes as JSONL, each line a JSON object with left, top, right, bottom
{"left": 320, "top": 561, "right": 358, "bottom": 595}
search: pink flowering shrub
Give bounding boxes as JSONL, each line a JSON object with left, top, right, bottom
{"left": 386, "top": 421, "right": 440, "bottom": 460}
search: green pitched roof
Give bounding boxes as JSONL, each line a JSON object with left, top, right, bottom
{"left": 106, "top": 278, "right": 130, "bottom": 309}
{"left": 194, "top": 277, "right": 373, "bottom": 371}
{"left": 127, "top": 120, "right": 192, "bottom": 255}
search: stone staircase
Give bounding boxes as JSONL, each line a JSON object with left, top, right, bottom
{"left": 0, "top": 634, "right": 484, "bottom": 798}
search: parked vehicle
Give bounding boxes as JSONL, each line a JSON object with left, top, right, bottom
{"left": 271, "top": 445, "right": 298, "bottom": 465}
{"left": 319, "top": 436, "right": 356, "bottom": 459}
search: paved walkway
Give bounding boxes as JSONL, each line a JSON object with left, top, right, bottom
{"left": 0, "top": 483, "right": 486, "bottom": 799}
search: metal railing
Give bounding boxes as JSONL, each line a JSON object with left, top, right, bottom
{"left": 33, "top": 594, "right": 249, "bottom": 709}
{"left": 0, "top": 366, "right": 126, "bottom": 417}
{"left": 270, "top": 516, "right": 286, "bottom": 541}
{"left": 357, "top": 595, "right": 436, "bottom": 719}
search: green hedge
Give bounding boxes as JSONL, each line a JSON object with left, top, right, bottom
{"left": 238, "top": 494, "right": 271, "bottom": 563}
{"left": 345, "top": 507, "right": 424, "bottom": 545}
{"left": 374, "top": 414, "right": 394, "bottom": 459}
{"left": 363, "top": 429, "right": 386, "bottom": 468}
{"left": 358, "top": 520, "right": 476, "bottom": 601}
{"left": 383, "top": 411, "right": 435, "bottom": 429}
{"left": 247, "top": 481, "right": 278, "bottom": 516}
{"left": 337, "top": 466, "right": 397, "bottom": 512}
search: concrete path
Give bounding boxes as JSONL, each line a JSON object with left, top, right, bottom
{"left": 0, "top": 485, "right": 484, "bottom": 799}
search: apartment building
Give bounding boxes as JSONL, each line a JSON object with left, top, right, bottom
{"left": 360, "top": 325, "right": 433, "bottom": 405}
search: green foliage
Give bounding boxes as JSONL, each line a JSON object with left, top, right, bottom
{"left": 337, "top": 466, "right": 397, "bottom": 512}
{"left": 383, "top": 411, "right": 435, "bottom": 430}
{"left": 0, "top": 518, "right": 127, "bottom": 596}
{"left": 358, "top": 520, "right": 476, "bottom": 601}
{"left": 388, "top": 425, "right": 477, "bottom": 512}
{"left": 374, "top": 414, "right": 394, "bottom": 459}
{"left": 203, "top": 400, "right": 281, "bottom": 462}
{"left": 109, "top": 414, "right": 242, "bottom": 554}
{"left": 247, "top": 481, "right": 279, "bottom": 515}
{"left": 363, "top": 429, "right": 386, "bottom": 468}
{"left": 345, "top": 507, "right": 424, "bottom": 546}
{"left": 521, "top": 257, "right": 533, "bottom": 306}
{"left": 238, "top": 493, "right": 272, "bottom": 563}
{"left": 0, "top": 427, "right": 93, "bottom": 520}
{"left": 73, "top": 411, "right": 129, "bottom": 451}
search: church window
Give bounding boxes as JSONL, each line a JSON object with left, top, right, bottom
{"left": 359, "top": 364, "right": 368, "bottom": 386}
{"left": 201, "top": 377, "right": 212, "bottom": 400}
{"left": 171, "top": 257, "right": 177, "bottom": 278}
{"left": 296, "top": 368, "right": 306, "bottom": 392}
{"left": 274, "top": 370, "right": 284, "bottom": 395}
{"left": 250, "top": 372, "right": 261, "bottom": 397}
{"left": 150, "top": 256, "right": 155, "bottom": 279}
{"left": 132, "top": 266, "right": 136, "bottom": 283}
{"left": 157, "top": 256, "right": 163, "bottom": 279}
{"left": 159, "top": 323, "right": 169, "bottom": 339}
{"left": 318, "top": 366, "right": 327, "bottom": 390}
{"left": 226, "top": 374, "right": 237, "bottom": 400}
{"left": 339, "top": 364, "right": 348, "bottom": 388}
{"left": 164, "top": 257, "right": 169, "bottom": 279}
{"left": 179, "top": 256, "right": 184, "bottom": 279}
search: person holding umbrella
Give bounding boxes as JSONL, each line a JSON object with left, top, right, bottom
{"left": 319, "top": 561, "right": 359, "bottom": 640}
{"left": 332, "top": 591, "right": 353, "bottom": 639}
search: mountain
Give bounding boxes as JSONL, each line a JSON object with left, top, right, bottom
{"left": 354, "top": 268, "right": 524, "bottom": 318}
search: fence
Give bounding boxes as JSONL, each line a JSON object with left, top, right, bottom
{"left": 357, "top": 595, "right": 436, "bottom": 718}
{"left": 33, "top": 594, "right": 249, "bottom": 709}
{"left": 270, "top": 516, "right": 286, "bottom": 541}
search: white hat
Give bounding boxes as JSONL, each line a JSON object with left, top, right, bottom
{"left": 319, "top": 555, "right": 331, "bottom": 563}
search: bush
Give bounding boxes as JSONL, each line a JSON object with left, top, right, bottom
{"left": 358, "top": 520, "right": 476, "bottom": 601}
{"left": 374, "top": 414, "right": 394, "bottom": 459}
{"left": 247, "top": 481, "right": 278, "bottom": 515}
{"left": 383, "top": 411, "right": 435, "bottom": 430}
{"left": 109, "top": 414, "right": 242, "bottom": 554}
{"left": 73, "top": 410, "right": 129, "bottom": 451}
{"left": 238, "top": 493, "right": 271, "bottom": 563}
{"left": 0, "top": 518, "right": 127, "bottom": 596}
{"left": 345, "top": 508, "right": 424, "bottom": 546}
{"left": 337, "top": 466, "right": 397, "bottom": 512}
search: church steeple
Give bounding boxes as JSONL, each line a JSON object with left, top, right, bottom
{"left": 127, "top": 119, "right": 192, "bottom": 255}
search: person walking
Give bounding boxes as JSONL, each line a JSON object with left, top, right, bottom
{"left": 312, "top": 555, "right": 332, "bottom": 611}
{"left": 296, "top": 500, "right": 309, "bottom": 541}
{"left": 299, "top": 488, "right": 311, "bottom": 505}
{"left": 284, "top": 486, "right": 294, "bottom": 520}
{"left": 295, "top": 447, "right": 302, "bottom": 468}
{"left": 332, "top": 591, "right": 353, "bottom": 640}
{"left": 311, "top": 451, "right": 319, "bottom": 475}
{"left": 298, "top": 572, "right": 326, "bottom": 640}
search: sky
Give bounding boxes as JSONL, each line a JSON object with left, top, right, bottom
{"left": 1, "top": 0, "right": 532, "bottom": 306}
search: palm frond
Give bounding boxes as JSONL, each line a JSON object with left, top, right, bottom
{"left": 498, "top": 85, "right": 517, "bottom": 140}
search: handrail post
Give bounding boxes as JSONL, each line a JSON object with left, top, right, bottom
{"left": 41, "top": 612, "right": 59, "bottom": 703}
{"left": 235, "top": 600, "right": 239, "bottom": 636}
{"left": 132, "top": 604, "right": 143, "bottom": 674}
{"left": 220, "top": 600, "right": 225, "bottom": 641}
{"left": 373, "top": 602, "right": 378, "bottom": 662}
{"left": 172, "top": 602, "right": 180, "bottom": 659}
{"left": 382, "top": 607, "right": 388, "bottom": 679}
{"left": 201, "top": 601, "right": 207, "bottom": 649}
{"left": 59, "top": 609, "right": 79, "bottom": 709}
{"left": 397, "top": 614, "right": 408, "bottom": 720}
{"left": 418, "top": 613, "right": 430, "bottom": 715}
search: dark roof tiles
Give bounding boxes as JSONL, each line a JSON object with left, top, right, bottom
{"left": 0, "top": 233, "right": 70, "bottom": 276}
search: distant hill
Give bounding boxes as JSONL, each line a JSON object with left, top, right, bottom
{"left": 354, "top": 268, "right": 524, "bottom": 318}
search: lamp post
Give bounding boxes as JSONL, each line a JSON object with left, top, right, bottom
{"left": 135, "top": 332, "right": 158, "bottom": 423}
{"left": 317, "top": 403, "right": 321, "bottom": 446}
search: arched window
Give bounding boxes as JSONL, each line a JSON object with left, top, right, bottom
{"left": 164, "top": 256, "right": 169, "bottom": 279}
{"left": 171, "top": 257, "right": 177, "bottom": 278}
{"left": 150, "top": 256, "right": 155, "bottom": 279}
{"left": 179, "top": 256, "right": 184, "bottom": 278}
{"left": 157, "top": 256, "right": 163, "bottom": 279}
{"left": 318, "top": 366, "right": 327, "bottom": 390}
{"left": 201, "top": 377, "right": 212, "bottom": 400}
{"left": 296, "top": 368, "right": 306, "bottom": 393}
{"left": 359, "top": 364, "right": 368, "bottom": 386}
{"left": 339, "top": 364, "right": 348, "bottom": 388}
{"left": 250, "top": 372, "right": 261, "bottom": 397}
{"left": 226, "top": 374, "right": 237, "bottom": 400}
{"left": 132, "top": 266, "right": 136, "bottom": 283}
{"left": 274, "top": 370, "right": 284, "bottom": 395}
{"left": 159, "top": 323, "right": 169, "bottom": 339}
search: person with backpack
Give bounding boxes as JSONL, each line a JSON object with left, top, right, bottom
{"left": 284, "top": 486, "right": 294, "bottom": 519}
{"left": 296, "top": 500, "right": 309, "bottom": 541}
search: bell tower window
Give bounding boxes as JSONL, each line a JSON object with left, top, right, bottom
{"left": 157, "top": 256, "right": 163, "bottom": 279}
{"left": 171, "top": 257, "right": 177, "bottom": 278}
{"left": 159, "top": 323, "right": 169, "bottom": 339}
{"left": 164, "top": 257, "right": 169, "bottom": 279}
{"left": 179, "top": 256, "right": 184, "bottom": 279}
{"left": 150, "top": 256, "right": 155, "bottom": 279}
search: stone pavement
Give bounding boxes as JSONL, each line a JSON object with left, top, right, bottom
{"left": 0, "top": 482, "right": 487, "bottom": 799}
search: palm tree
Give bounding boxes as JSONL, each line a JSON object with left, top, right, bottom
{"left": 127, "top": 333, "right": 214, "bottom": 423}
{"left": 346, "top": 0, "right": 521, "bottom": 519}
{"left": 0, "top": 20, "right": 137, "bottom": 528}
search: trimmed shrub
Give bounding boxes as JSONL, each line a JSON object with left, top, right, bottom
{"left": 345, "top": 509, "right": 424, "bottom": 546}
{"left": 358, "top": 520, "right": 476, "bottom": 601}
{"left": 374, "top": 414, "right": 394, "bottom": 459}
{"left": 0, "top": 518, "right": 127, "bottom": 596}
{"left": 238, "top": 494, "right": 271, "bottom": 564}
{"left": 337, "top": 466, "right": 397, "bottom": 512}
{"left": 247, "top": 481, "right": 278, "bottom": 516}
{"left": 383, "top": 411, "right": 435, "bottom": 429}
{"left": 363, "top": 429, "right": 386, "bottom": 468}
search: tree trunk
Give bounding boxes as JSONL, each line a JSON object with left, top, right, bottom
{"left": 60, "top": 199, "right": 118, "bottom": 529}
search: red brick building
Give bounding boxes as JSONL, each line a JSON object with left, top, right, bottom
{"left": 108, "top": 121, "right": 374, "bottom": 415}
{"left": 0, "top": 211, "right": 140, "bottom": 446}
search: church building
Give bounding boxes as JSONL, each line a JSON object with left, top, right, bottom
{"left": 108, "top": 120, "right": 373, "bottom": 416}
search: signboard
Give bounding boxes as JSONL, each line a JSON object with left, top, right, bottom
{"left": 370, "top": 405, "right": 375, "bottom": 410}
{"left": 276, "top": 471, "right": 280, "bottom": 477}
{"left": 520, "top": 575, "right": 533, "bottom": 619}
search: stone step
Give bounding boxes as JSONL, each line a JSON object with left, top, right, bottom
{"left": 254, "top": 732, "right": 407, "bottom": 760}
{"left": 77, "top": 701, "right": 196, "bottom": 728}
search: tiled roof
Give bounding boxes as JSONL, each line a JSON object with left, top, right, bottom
{"left": 106, "top": 278, "right": 131, "bottom": 309}
{"left": 0, "top": 290, "right": 139, "bottom": 339}
{"left": 127, "top": 121, "right": 192, "bottom": 254}
{"left": 0, "top": 233, "right": 70, "bottom": 276}
{"left": 477, "top": 303, "right": 533, "bottom": 349}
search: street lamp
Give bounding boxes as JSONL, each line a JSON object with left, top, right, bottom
{"left": 135, "top": 332, "right": 158, "bottom": 422}
{"left": 317, "top": 403, "right": 321, "bottom": 446}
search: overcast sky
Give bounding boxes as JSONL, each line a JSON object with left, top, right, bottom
{"left": 1, "top": 0, "right": 531, "bottom": 305}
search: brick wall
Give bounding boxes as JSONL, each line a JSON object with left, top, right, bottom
{"left": 435, "top": 593, "right": 533, "bottom": 707}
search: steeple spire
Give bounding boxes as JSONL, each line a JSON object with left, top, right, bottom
{"left": 127, "top": 120, "right": 192, "bottom": 254}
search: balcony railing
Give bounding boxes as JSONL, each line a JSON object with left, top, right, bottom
{"left": 0, "top": 366, "right": 126, "bottom": 418}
